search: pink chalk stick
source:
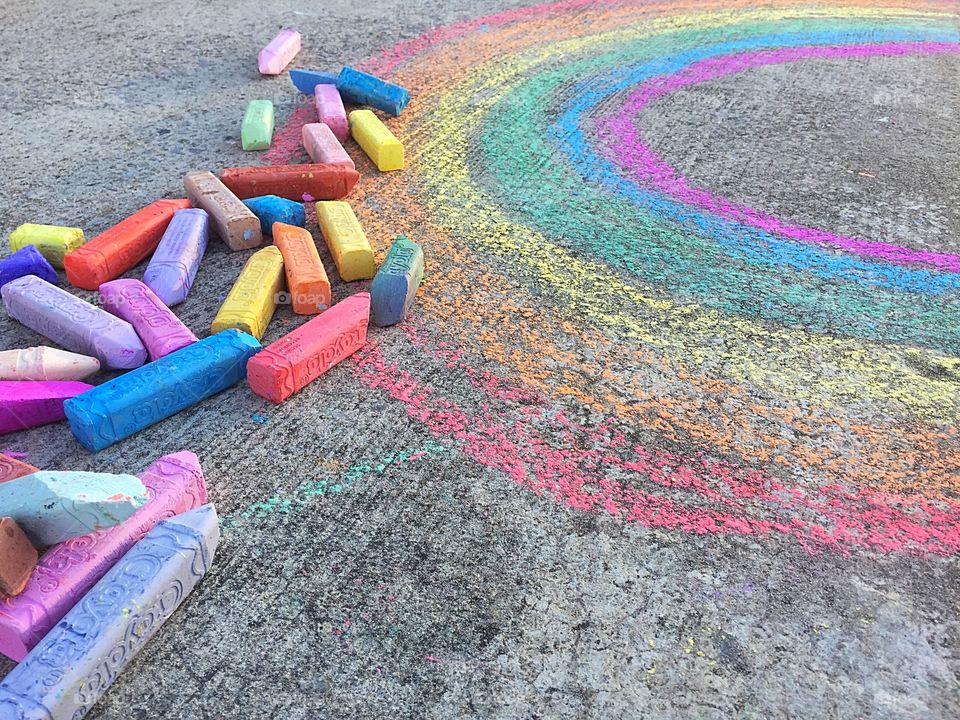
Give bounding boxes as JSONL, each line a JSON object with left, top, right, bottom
{"left": 314, "top": 85, "right": 349, "bottom": 142}
{"left": 0, "top": 381, "right": 93, "bottom": 435}
{"left": 100, "top": 279, "right": 198, "bottom": 360}
{"left": 0, "top": 451, "right": 208, "bottom": 661}
{"left": 258, "top": 28, "right": 301, "bottom": 75}
{"left": 302, "top": 122, "right": 355, "bottom": 169}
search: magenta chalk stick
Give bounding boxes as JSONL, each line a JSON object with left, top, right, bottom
{"left": 0, "top": 381, "right": 93, "bottom": 435}
{"left": 314, "top": 85, "right": 349, "bottom": 142}
{"left": 100, "top": 279, "right": 198, "bottom": 360}
{"left": 258, "top": 28, "right": 301, "bottom": 75}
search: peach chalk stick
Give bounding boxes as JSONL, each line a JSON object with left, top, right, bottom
{"left": 315, "top": 201, "right": 375, "bottom": 281}
{"left": 272, "top": 222, "right": 330, "bottom": 314}
{"left": 0, "top": 455, "right": 37, "bottom": 484}
{"left": 302, "top": 122, "right": 355, "bottom": 169}
{"left": 314, "top": 85, "right": 348, "bottom": 142}
{"left": 9, "top": 224, "right": 84, "bottom": 269}
{"left": 211, "top": 247, "right": 285, "bottom": 340}
{"left": 258, "top": 27, "right": 301, "bottom": 75}
{"left": 63, "top": 199, "right": 191, "bottom": 290}
{"left": 100, "top": 279, "right": 198, "bottom": 360}
{"left": 247, "top": 292, "right": 369, "bottom": 403}
{"left": 0, "top": 347, "right": 100, "bottom": 381}
{"left": 0, "top": 519, "right": 36, "bottom": 597}
{"left": 184, "top": 170, "right": 263, "bottom": 251}
{"left": 219, "top": 164, "right": 359, "bottom": 202}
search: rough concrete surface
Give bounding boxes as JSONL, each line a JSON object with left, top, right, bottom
{"left": 1, "top": 1, "right": 959, "bottom": 719}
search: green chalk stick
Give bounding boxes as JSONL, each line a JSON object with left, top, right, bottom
{"left": 241, "top": 100, "right": 275, "bottom": 151}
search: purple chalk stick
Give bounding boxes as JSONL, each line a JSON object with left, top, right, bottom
{"left": 100, "top": 279, "right": 198, "bottom": 360}
{"left": 1, "top": 275, "right": 147, "bottom": 370}
{"left": 143, "top": 208, "right": 209, "bottom": 306}
{"left": 0, "top": 450, "right": 208, "bottom": 661}
{"left": 0, "top": 245, "right": 58, "bottom": 290}
{"left": 315, "top": 84, "right": 349, "bottom": 142}
{"left": 0, "top": 380, "right": 93, "bottom": 435}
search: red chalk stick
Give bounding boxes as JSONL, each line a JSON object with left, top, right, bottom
{"left": 0, "top": 455, "right": 37, "bottom": 485}
{"left": 218, "top": 164, "right": 359, "bottom": 201}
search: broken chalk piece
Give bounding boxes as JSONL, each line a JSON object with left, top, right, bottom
{"left": 337, "top": 66, "right": 410, "bottom": 116}
{"left": 63, "top": 199, "right": 191, "bottom": 290}
{"left": 371, "top": 235, "right": 425, "bottom": 327}
{"left": 219, "top": 164, "right": 359, "bottom": 201}
{"left": 64, "top": 330, "right": 261, "bottom": 452}
{"left": 241, "top": 99, "right": 275, "bottom": 151}
{"left": 302, "top": 122, "right": 355, "bottom": 169}
{"left": 0, "top": 454, "right": 37, "bottom": 485}
{"left": 243, "top": 195, "right": 306, "bottom": 233}
{"left": 0, "top": 504, "right": 220, "bottom": 714}
{"left": 1, "top": 275, "right": 148, "bottom": 369}
{"left": 0, "top": 245, "right": 58, "bottom": 290}
{"left": 290, "top": 68, "right": 338, "bottom": 94}
{"left": 272, "top": 222, "right": 330, "bottom": 315}
{"left": 0, "top": 347, "right": 101, "bottom": 382}
{"left": 100, "top": 279, "right": 198, "bottom": 360}
{"left": 315, "top": 201, "right": 375, "bottom": 281}
{"left": 248, "top": 292, "right": 369, "bottom": 403}
{"left": 0, "top": 518, "right": 37, "bottom": 597}
{"left": 143, "top": 207, "right": 209, "bottom": 306}
{"left": 9, "top": 224, "right": 85, "bottom": 269}
{"left": 0, "top": 470, "right": 148, "bottom": 546}
{"left": 185, "top": 170, "right": 263, "bottom": 251}
{"left": 211, "top": 247, "right": 284, "bottom": 340}
{"left": 0, "top": 380, "right": 94, "bottom": 435}
{"left": 349, "top": 109, "right": 404, "bottom": 171}
{"left": 259, "top": 27, "right": 301, "bottom": 75}
{"left": 314, "top": 85, "right": 349, "bottom": 142}
{"left": 0, "top": 451, "right": 208, "bottom": 661}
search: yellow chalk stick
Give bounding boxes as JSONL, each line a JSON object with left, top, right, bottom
{"left": 9, "top": 224, "right": 85, "bottom": 268}
{"left": 211, "top": 246, "right": 284, "bottom": 340}
{"left": 348, "top": 109, "right": 404, "bottom": 172}
{"left": 315, "top": 202, "right": 375, "bottom": 282}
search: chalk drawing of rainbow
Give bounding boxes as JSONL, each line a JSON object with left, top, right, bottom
{"left": 268, "top": 0, "right": 960, "bottom": 554}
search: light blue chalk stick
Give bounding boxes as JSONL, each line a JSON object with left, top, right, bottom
{"left": 290, "top": 68, "right": 339, "bottom": 94}
{"left": 243, "top": 195, "right": 306, "bottom": 233}
{"left": 337, "top": 66, "right": 410, "bottom": 116}
{"left": 63, "top": 329, "right": 262, "bottom": 452}
{"left": 0, "top": 503, "right": 219, "bottom": 720}
{"left": 0, "top": 471, "right": 148, "bottom": 546}
{"left": 370, "top": 235, "right": 424, "bottom": 327}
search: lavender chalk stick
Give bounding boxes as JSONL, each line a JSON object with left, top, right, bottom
{"left": 0, "top": 380, "right": 93, "bottom": 435}
{"left": 143, "top": 208, "right": 209, "bottom": 306}
{"left": 0, "top": 504, "right": 219, "bottom": 717}
{"left": 0, "top": 246, "right": 58, "bottom": 290}
{"left": 100, "top": 279, "right": 198, "bottom": 360}
{"left": 1, "top": 275, "right": 147, "bottom": 370}
{"left": 0, "top": 451, "right": 208, "bottom": 661}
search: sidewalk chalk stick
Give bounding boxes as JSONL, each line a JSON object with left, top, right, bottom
{"left": 314, "top": 85, "right": 348, "bottom": 142}
{"left": 64, "top": 199, "right": 191, "bottom": 290}
{"left": 247, "top": 292, "right": 369, "bottom": 403}
{"left": 0, "top": 504, "right": 220, "bottom": 715}
{"left": 349, "top": 109, "right": 403, "bottom": 171}
{"left": 259, "top": 27, "right": 301, "bottom": 75}
{"left": 315, "top": 201, "right": 375, "bottom": 281}
{"left": 337, "top": 66, "right": 410, "bottom": 116}
{"left": 64, "top": 330, "right": 261, "bottom": 452}
{"left": 0, "top": 454, "right": 37, "bottom": 485}
{"left": 243, "top": 196, "right": 305, "bottom": 233}
{"left": 0, "top": 347, "right": 100, "bottom": 382}
{"left": 290, "top": 68, "right": 338, "bottom": 94}
{"left": 184, "top": 170, "right": 262, "bottom": 251}
{"left": 1, "top": 275, "right": 148, "bottom": 370}
{"left": 0, "top": 451, "right": 208, "bottom": 661}
{"left": 0, "top": 519, "right": 37, "bottom": 597}
{"left": 143, "top": 208, "right": 209, "bottom": 306}
{"left": 219, "top": 164, "right": 359, "bottom": 201}
{"left": 9, "top": 225, "right": 84, "bottom": 269}
{"left": 100, "top": 279, "right": 198, "bottom": 360}
{"left": 211, "top": 247, "right": 284, "bottom": 340}
{"left": 0, "top": 380, "right": 94, "bottom": 435}
{"left": 0, "top": 246, "right": 58, "bottom": 290}
{"left": 302, "top": 123, "right": 354, "bottom": 169}
{"left": 371, "top": 235, "right": 424, "bottom": 327}
{"left": 272, "top": 222, "right": 330, "bottom": 314}
{"left": 241, "top": 99, "right": 275, "bottom": 151}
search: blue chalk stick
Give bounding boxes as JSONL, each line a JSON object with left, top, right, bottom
{"left": 337, "top": 66, "right": 410, "bottom": 116}
{"left": 370, "top": 235, "right": 424, "bottom": 327}
{"left": 0, "top": 504, "right": 219, "bottom": 720}
{"left": 0, "top": 245, "right": 58, "bottom": 290}
{"left": 63, "top": 329, "right": 262, "bottom": 451}
{"left": 243, "top": 196, "right": 306, "bottom": 233}
{"left": 290, "top": 69, "right": 339, "bottom": 94}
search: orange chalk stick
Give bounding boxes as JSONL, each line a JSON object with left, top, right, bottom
{"left": 246, "top": 292, "right": 369, "bottom": 403}
{"left": 64, "top": 199, "right": 191, "bottom": 290}
{"left": 0, "top": 455, "right": 37, "bottom": 485}
{"left": 218, "top": 164, "right": 359, "bottom": 201}
{"left": 271, "top": 223, "right": 331, "bottom": 315}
